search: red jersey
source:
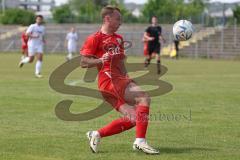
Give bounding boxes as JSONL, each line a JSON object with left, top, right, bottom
{"left": 143, "top": 33, "right": 149, "bottom": 56}
{"left": 80, "top": 31, "right": 132, "bottom": 109}
{"left": 80, "top": 31, "right": 127, "bottom": 83}
{"left": 21, "top": 32, "right": 28, "bottom": 49}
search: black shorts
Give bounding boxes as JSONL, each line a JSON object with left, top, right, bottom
{"left": 148, "top": 42, "right": 161, "bottom": 55}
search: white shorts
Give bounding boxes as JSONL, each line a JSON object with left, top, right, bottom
{"left": 68, "top": 45, "right": 77, "bottom": 53}
{"left": 28, "top": 45, "right": 44, "bottom": 56}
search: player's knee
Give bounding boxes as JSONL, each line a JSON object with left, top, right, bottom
{"left": 136, "top": 93, "right": 151, "bottom": 106}
{"left": 144, "top": 94, "right": 151, "bottom": 106}
{"left": 129, "top": 116, "right": 136, "bottom": 125}
{"left": 123, "top": 110, "right": 136, "bottom": 124}
{"left": 128, "top": 116, "right": 136, "bottom": 125}
{"left": 38, "top": 57, "right": 43, "bottom": 61}
{"left": 29, "top": 57, "right": 34, "bottom": 63}
{"left": 37, "top": 54, "right": 43, "bottom": 61}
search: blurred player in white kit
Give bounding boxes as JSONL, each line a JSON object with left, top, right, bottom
{"left": 18, "top": 15, "right": 46, "bottom": 78}
{"left": 65, "top": 27, "right": 78, "bottom": 60}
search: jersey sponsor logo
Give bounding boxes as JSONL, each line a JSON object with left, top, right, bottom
{"left": 103, "top": 42, "right": 121, "bottom": 56}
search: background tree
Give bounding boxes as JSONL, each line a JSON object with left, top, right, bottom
{"left": 69, "top": 0, "right": 101, "bottom": 23}
{"left": 0, "top": 8, "right": 35, "bottom": 25}
{"left": 109, "top": 0, "right": 138, "bottom": 23}
{"left": 142, "top": 0, "right": 205, "bottom": 23}
{"left": 52, "top": 0, "right": 205, "bottom": 24}
{"left": 67, "top": 0, "right": 137, "bottom": 23}
{"left": 52, "top": 4, "right": 77, "bottom": 23}
{"left": 233, "top": 5, "right": 240, "bottom": 24}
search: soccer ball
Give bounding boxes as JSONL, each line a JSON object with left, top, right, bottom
{"left": 173, "top": 20, "right": 194, "bottom": 41}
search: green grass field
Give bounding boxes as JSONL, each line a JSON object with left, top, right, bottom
{"left": 0, "top": 53, "right": 240, "bottom": 160}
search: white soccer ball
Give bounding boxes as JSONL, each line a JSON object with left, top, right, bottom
{"left": 173, "top": 20, "right": 194, "bottom": 41}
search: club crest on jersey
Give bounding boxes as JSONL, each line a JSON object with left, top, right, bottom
{"left": 102, "top": 37, "right": 112, "bottom": 44}
{"left": 116, "top": 38, "right": 122, "bottom": 44}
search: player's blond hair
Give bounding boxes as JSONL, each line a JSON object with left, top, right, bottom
{"left": 101, "top": 5, "right": 121, "bottom": 19}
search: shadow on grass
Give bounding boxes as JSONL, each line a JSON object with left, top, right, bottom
{"left": 159, "top": 147, "right": 217, "bottom": 154}
{"left": 96, "top": 146, "right": 217, "bottom": 155}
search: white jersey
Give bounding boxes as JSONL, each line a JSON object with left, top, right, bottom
{"left": 26, "top": 23, "right": 45, "bottom": 46}
{"left": 66, "top": 32, "right": 78, "bottom": 52}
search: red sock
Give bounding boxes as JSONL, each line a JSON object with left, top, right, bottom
{"left": 136, "top": 105, "right": 149, "bottom": 138}
{"left": 98, "top": 117, "right": 135, "bottom": 138}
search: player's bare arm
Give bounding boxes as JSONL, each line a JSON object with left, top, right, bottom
{"left": 80, "top": 52, "right": 112, "bottom": 68}
{"left": 144, "top": 32, "right": 154, "bottom": 41}
{"left": 42, "top": 35, "right": 46, "bottom": 44}
{"left": 80, "top": 56, "right": 102, "bottom": 68}
{"left": 159, "top": 35, "right": 166, "bottom": 43}
{"left": 64, "top": 39, "right": 67, "bottom": 47}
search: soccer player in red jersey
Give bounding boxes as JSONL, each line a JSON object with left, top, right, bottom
{"left": 21, "top": 29, "right": 28, "bottom": 59}
{"left": 80, "top": 6, "right": 159, "bottom": 154}
{"left": 142, "top": 34, "right": 149, "bottom": 57}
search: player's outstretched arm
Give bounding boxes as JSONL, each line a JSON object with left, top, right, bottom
{"left": 43, "top": 35, "right": 46, "bottom": 44}
{"left": 80, "top": 55, "right": 103, "bottom": 68}
{"left": 159, "top": 35, "right": 166, "bottom": 43}
{"left": 144, "top": 32, "right": 154, "bottom": 41}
